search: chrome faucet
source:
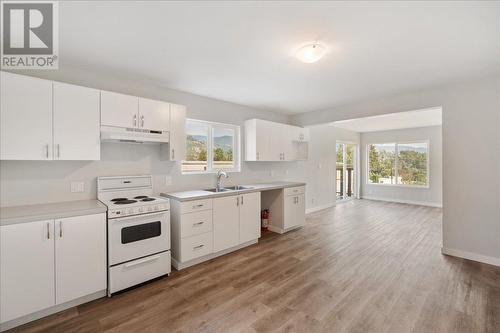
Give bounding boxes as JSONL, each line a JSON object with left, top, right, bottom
{"left": 216, "top": 170, "right": 228, "bottom": 191}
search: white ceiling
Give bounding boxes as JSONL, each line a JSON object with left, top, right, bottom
{"left": 330, "top": 107, "right": 442, "bottom": 133}
{"left": 58, "top": 1, "right": 499, "bottom": 114}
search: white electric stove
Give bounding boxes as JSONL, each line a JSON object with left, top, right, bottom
{"left": 97, "top": 175, "right": 171, "bottom": 296}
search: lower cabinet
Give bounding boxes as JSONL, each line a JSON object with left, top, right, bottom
{"left": 213, "top": 195, "right": 240, "bottom": 252}
{"left": 171, "top": 192, "right": 261, "bottom": 270}
{"left": 0, "top": 214, "right": 106, "bottom": 324}
{"left": 284, "top": 193, "right": 305, "bottom": 230}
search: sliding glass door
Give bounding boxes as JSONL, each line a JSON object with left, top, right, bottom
{"left": 336, "top": 142, "right": 357, "bottom": 201}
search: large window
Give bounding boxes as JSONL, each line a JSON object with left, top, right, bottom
{"left": 367, "top": 141, "right": 428, "bottom": 187}
{"left": 182, "top": 119, "right": 240, "bottom": 173}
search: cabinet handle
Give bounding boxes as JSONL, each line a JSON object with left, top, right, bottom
{"left": 241, "top": 195, "right": 244, "bottom": 205}
{"left": 193, "top": 221, "right": 204, "bottom": 227}
{"left": 59, "top": 221, "right": 63, "bottom": 238}
{"left": 141, "top": 115, "right": 144, "bottom": 128}
{"left": 237, "top": 197, "right": 240, "bottom": 206}
{"left": 172, "top": 149, "right": 175, "bottom": 159}
{"left": 133, "top": 114, "right": 137, "bottom": 127}
{"left": 46, "top": 222, "right": 50, "bottom": 239}
{"left": 256, "top": 152, "right": 259, "bottom": 160}
{"left": 193, "top": 204, "right": 204, "bottom": 209}
{"left": 56, "top": 144, "right": 60, "bottom": 159}
{"left": 193, "top": 244, "right": 204, "bottom": 250}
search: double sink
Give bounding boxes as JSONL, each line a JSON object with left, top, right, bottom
{"left": 205, "top": 185, "right": 254, "bottom": 193}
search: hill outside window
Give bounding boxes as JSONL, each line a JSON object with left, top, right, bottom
{"left": 182, "top": 119, "right": 240, "bottom": 174}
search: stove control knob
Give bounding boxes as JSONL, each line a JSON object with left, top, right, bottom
{"left": 128, "top": 209, "right": 133, "bottom": 215}
{"left": 154, "top": 205, "right": 159, "bottom": 211}
{"left": 147, "top": 206, "right": 152, "bottom": 212}
{"left": 138, "top": 207, "right": 144, "bottom": 213}
{"left": 114, "top": 210, "right": 121, "bottom": 215}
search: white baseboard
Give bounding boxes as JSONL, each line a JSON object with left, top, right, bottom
{"left": 441, "top": 247, "right": 500, "bottom": 267}
{"left": 306, "top": 202, "right": 335, "bottom": 214}
{"left": 361, "top": 196, "right": 442, "bottom": 208}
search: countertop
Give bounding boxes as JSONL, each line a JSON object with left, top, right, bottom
{"left": 162, "top": 181, "right": 306, "bottom": 202}
{"left": 0, "top": 200, "right": 108, "bottom": 226}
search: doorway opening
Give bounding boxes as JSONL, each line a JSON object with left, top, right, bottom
{"left": 336, "top": 142, "right": 357, "bottom": 201}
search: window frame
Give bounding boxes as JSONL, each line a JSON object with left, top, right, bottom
{"left": 366, "top": 140, "right": 430, "bottom": 188}
{"left": 182, "top": 118, "right": 241, "bottom": 174}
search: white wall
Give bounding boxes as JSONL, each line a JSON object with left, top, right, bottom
{"left": 286, "top": 125, "right": 360, "bottom": 213}
{"left": 360, "top": 126, "right": 442, "bottom": 207}
{"left": 292, "top": 76, "right": 500, "bottom": 265}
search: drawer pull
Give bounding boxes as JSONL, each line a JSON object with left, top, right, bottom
{"left": 193, "top": 204, "right": 204, "bottom": 208}
{"left": 193, "top": 222, "right": 204, "bottom": 226}
{"left": 193, "top": 244, "right": 204, "bottom": 250}
{"left": 124, "top": 255, "right": 161, "bottom": 268}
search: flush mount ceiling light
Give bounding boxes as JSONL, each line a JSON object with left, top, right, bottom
{"left": 295, "top": 42, "right": 327, "bottom": 63}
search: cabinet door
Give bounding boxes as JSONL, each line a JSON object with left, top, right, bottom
{"left": 55, "top": 214, "right": 106, "bottom": 304}
{"left": 138, "top": 98, "right": 170, "bottom": 132}
{"left": 255, "top": 119, "right": 272, "bottom": 161}
{"left": 0, "top": 72, "right": 53, "bottom": 160}
{"left": 239, "top": 192, "right": 261, "bottom": 244}
{"left": 0, "top": 220, "right": 55, "bottom": 323}
{"left": 281, "top": 124, "right": 295, "bottom": 161}
{"left": 100, "top": 91, "right": 139, "bottom": 128}
{"left": 213, "top": 195, "right": 240, "bottom": 252}
{"left": 284, "top": 194, "right": 305, "bottom": 230}
{"left": 169, "top": 103, "right": 186, "bottom": 161}
{"left": 53, "top": 82, "right": 100, "bottom": 160}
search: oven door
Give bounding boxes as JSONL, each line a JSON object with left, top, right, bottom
{"left": 109, "top": 211, "right": 170, "bottom": 266}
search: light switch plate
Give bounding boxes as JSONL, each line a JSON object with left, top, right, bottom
{"left": 70, "top": 181, "right": 85, "bottom": 193}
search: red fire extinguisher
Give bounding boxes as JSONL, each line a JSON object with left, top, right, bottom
{"left": 261, "top": 209, "right": 269, "bottom": 232}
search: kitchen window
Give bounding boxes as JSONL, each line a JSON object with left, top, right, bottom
{"left": 367, "top": 141, "right": 429, "bottom": 187}
{"left": 182, "top": 119, "right": 240, "bottom": 174}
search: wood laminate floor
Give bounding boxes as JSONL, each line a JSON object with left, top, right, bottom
{"left": 8, "top": 199, "right": 500, "bottom": 333}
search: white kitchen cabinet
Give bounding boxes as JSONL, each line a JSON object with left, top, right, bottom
{"left": 0, "top": 71, "right": 53, "bottom": 160}
{"left": 53, "top": 82, "right": 100, "bottom": 160}
{"left": 0, "top": 220, "right": 55, "bottom": 323}
{"left": 284, "top": 193, "right": 305, "bottom": 230}
{"left": 100, "top": 90, "right": 139, "bottom": 128}
{"left": 138, "top": 98, "right": 170, "bottom": 132}
{"left": 55, "top": 214, "right": 106, "bottom": 304}
{"left": 168, "top": 103, "right": 186, "bottom": 161}
{"left": 213, "top": 195, "right": 240, "bottom": 252}
{"left": 244, "top": 118, "right": 309, "bottom": 161}
{"left": 239, "top": 192, "right": 261, "bottom": 244}
{"left": 0, "top": 213, "right": 106, "bottom": 324}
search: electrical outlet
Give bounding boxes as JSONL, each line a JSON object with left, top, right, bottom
{"left": 270, "top": 170, "right": 275, "bottom": 177}
{"left": 165, "top": 175, "right": 172, "bottom": 185}
{"left": 70, "top": 181, "right": 85, "bottom": 193}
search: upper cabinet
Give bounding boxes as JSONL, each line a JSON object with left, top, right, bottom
{"left": 100, "top": 91, "right": 139, "bottom": 129}
{"left": 164, "top": 103, "right": 186, "bottom": 161}
{"left": 1, "top": 71, "right": 53, "bottom": 160}
{"left": 244, "top": 119, "right": 309, "bottom": 161}
{"left": 0, "top": 72, "right": 100, "bottom": 161}
{"left": 138, "top": 98, "right": 170, "bottom": 132}
{"left": 53, "top": 82, "right": 100, "bottom": 160}
{"left": 101, "top": 92, "right": 171, "bottom": 132}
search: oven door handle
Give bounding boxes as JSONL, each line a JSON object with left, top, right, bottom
{"left": 124, "top": 254, "right": 162, "bottom": 268}
{"left": 111, "top": 211, "right": 166, "bottom": 222}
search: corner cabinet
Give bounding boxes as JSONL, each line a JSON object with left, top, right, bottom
{"left": 0, "top": 71, "right": 100, "bottom": 160}
{"left": 0, "top": 213, "right": 106, "bottom": 324}
{"left": 244, "top": 119, "right": 309, "bottom": 161}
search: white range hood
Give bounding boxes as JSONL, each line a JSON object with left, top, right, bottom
{"left": 101, "top": 126, "right": 169, "bottom": 144}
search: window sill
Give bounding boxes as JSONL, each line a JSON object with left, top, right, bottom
{"left": 182, "top": 170, "right": 241, "bottom": 175}
{"left": 366, "top": 183, "right": 429, "bottom": 189}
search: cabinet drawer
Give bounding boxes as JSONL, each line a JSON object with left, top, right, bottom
{"left": 109, "top": 251, "right": 170, "bottom": 294}
{"left": 180, "top": 232, "right": 213, "bottom": 262}
{"left": 284, "top": 186, "right": 305, "bottom": 196}
{"left": 181, "top": 210, "right": 213, "bottom": 238}
{"left": 180, "top": 199, "right": 212, "bottom": 214}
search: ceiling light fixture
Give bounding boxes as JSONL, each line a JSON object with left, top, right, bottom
{"left": 295, "top": 42, "right": 327, "bottom": 63}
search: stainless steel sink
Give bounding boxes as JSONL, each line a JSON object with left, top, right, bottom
{"left": 205, "top": 188, "right": 233, "bottom": 193}
{"left": 225, "top": 185, "right": 254, "bottom": 190}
